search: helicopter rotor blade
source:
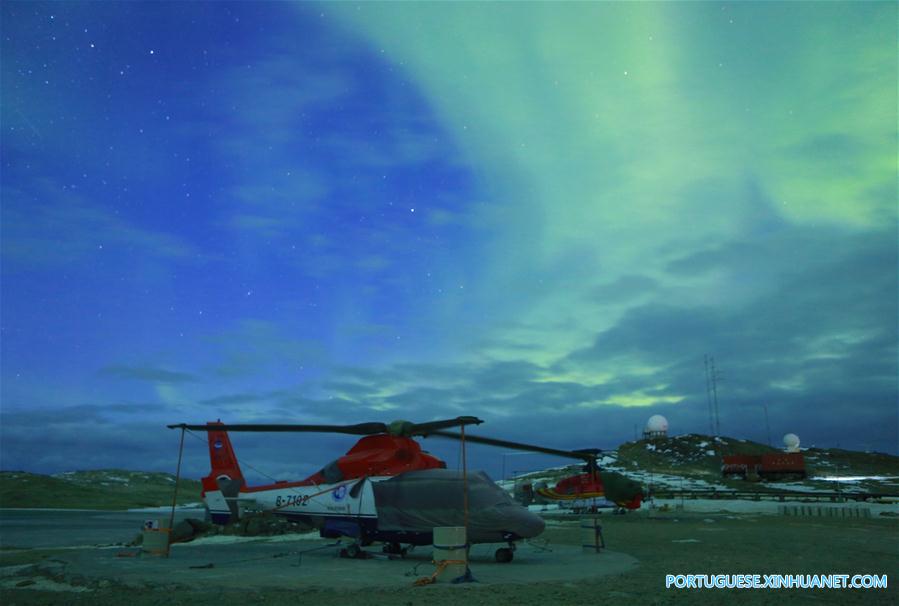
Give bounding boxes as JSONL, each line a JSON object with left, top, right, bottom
{"left": 167, "top": 416, "right": 484, "bottom": 437}
{"left": 572, "top": 448, "right": 602, "bottom": 457}
{"left": 409, "top": 416, "right": 483, "bottom": 436}
{"left": 428, "top": 430, "right": 599, "bottom": 462}
{"left": 166, "top": 422, "right": 389, "bottom": 435}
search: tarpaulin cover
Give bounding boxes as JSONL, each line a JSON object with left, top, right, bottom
{"left": 371, "top": 469, "right": 543, "bottom": 543}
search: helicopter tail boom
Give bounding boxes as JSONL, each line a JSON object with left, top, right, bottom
{"left": 201, "top": 422, "right": 246, "bottom": 523}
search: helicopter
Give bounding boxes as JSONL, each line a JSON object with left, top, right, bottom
{"left": 423, "top": 431, "right": 644, "bottom": 512}
{"left": 167, "top": 417, "right": 545, "bottom": 562}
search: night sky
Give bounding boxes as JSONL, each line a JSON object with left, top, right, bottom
{"left": 2, "top": 2, "right": 896, "bottom": 482}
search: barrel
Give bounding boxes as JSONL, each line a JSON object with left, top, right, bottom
{"left": 141, "top": 519, "right": 170, "bottom": 557}
{"left": 581, "top": 517, "right": 603, "bottom": 553}
{"left": 432, "top": 526, "right": 467, "bottom": 581}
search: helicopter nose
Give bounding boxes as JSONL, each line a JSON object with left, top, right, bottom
{"left": 466, "top": 503, "right": 545, "bottom": 541}
{"left": 518, "top": 508, "right": 546, "bottom": 538}
{"left": 505, "top": 505, "right": 545, "bottom": 539}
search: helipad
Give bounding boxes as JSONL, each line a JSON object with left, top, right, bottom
{"left": 22, "top": 537, "right": 639, "bottom": 590}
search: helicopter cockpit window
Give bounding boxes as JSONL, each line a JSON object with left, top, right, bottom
{"left": 321, "top": 460, "right": 344, "bottom": 483}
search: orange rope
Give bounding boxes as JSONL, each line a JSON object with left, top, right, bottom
{"left": 413, "top": 559, "right": 468, "bottom": 586}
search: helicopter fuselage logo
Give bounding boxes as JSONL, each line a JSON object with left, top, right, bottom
{"left": 332, "top": 484, "right": 347, "bottom": 501}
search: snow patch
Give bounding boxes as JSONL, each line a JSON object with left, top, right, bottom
{"left": 646, "top": 498, "right": 899, "bottom": 516}
{"left": 0, "top": 577, "right": 90, "bottom": 592}
{"left": 811, "top": 475, "right": 899, "bottom": 482}
{"left": 173, "top": 530, "right": 324, "bottom": 547}
{"left": 528, "top": 503, "right": 561, "bottom": 512}
{"left": 127, "top": 503, "right": 204, "bottom": 512}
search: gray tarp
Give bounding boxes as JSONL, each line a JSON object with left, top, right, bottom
{"left": 371, "top": 469, "right": 543, "bottom": 543}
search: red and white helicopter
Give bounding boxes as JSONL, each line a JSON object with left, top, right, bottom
{"left": 168, "top": 417, "right": 545, "bottom": 562}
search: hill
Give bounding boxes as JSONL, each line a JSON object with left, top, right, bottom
{"left": 616, "top": 434, "right": 776, "bottom": 481}
{"left": 4, "top": 438, "right": 897, "bottom": 510}
{"left": 0, "top": 470, "right": 203, "bottom": 510}
{"left": 509, "top": 434, "right": 899, "bottom": 496}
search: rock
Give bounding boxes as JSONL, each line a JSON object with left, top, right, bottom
{"left": 185, "top": 518, "right": 211, "bottom": 534}
{"left": 170, "top": 517, "right": 213, "bottom": 543}
{"left": 170, "top": 520, "right": 198, "bottom": 543}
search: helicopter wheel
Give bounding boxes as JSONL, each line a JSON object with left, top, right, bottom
{"left": 495, "top": 547, "right": 514, "bottom": 563}
{"left": 382, "top": 542, "right": 407, "bottom": 557}
{"left": 341, "top": 543, "right": 363, "bottom": 559}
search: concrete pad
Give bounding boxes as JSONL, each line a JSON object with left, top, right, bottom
{"left": 35, "top": 538, "right": 639, "bottom": 589}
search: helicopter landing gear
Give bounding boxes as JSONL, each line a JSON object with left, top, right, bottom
{"left": 382, "top": 542, "right": 408, "bottom": 558}
{"left": 340, "top": 543, "right": 370, "bottom": 559}
{"left": 495, "top": 542, "right": 516, "bottom": 563}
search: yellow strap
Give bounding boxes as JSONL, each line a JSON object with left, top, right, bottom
{"left": 413, "top": 559, "right": 468, "bottom": 586}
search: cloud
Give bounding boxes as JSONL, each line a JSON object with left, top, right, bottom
{"left": 200, "top": 15, "right": 482, "bottom": 339}
{"left": 202, "top": 319, "right": 326, "bottom": 379}
{"left": 2, "top": 3, "right": 895, "bottom": 478}
{"left": 328, "top": 2, "right": 895, "bottom": 351}
{"left": 591, "top": 275, "right": 659, "bottom": 305}
{"left": 1, "top": 181, "right": 199, "bottom": 272}
{"left": 197, "top": 392, "right": 279, "bottom": 407}
{"left": 99, "top": 365, "right": 198, "bottom": 384}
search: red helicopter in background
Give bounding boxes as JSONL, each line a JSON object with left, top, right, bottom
{"left": 423, "top": 432, "right": 644, "bottom": 511}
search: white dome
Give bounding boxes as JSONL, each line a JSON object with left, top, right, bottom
{"left": 645, "top": 415, "right": 668, "bottom": 432}
{"left": 783, "top": 433, "right": 800, "bottom": 452}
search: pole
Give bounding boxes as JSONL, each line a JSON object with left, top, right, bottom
{"left": 710, "top": 357, "right": 721, "bottom": 436}
{"left": 461, "top": 424, "right": 469, "bottom": 536}
{"left": 460, "top": 424, "right": 470, "bottom": 573}
{"left": 763, "top": 403, "right": 772, "bottom": 446}
{"left": 704, "top": 355, "right": 714, "bottom": 436}
{"left": 166, "top": 427, "right": 186, "bottom": 557}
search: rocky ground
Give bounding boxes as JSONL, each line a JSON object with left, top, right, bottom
{"left": 2, "top": 442, "right": 896, "bottom": 604}
{"left": 2, "top": 510, "right": 896, "bottom": 605}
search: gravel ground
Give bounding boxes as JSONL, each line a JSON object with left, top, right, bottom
{"left": 2, "top": 510, "right": 896, "bottom": 605}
